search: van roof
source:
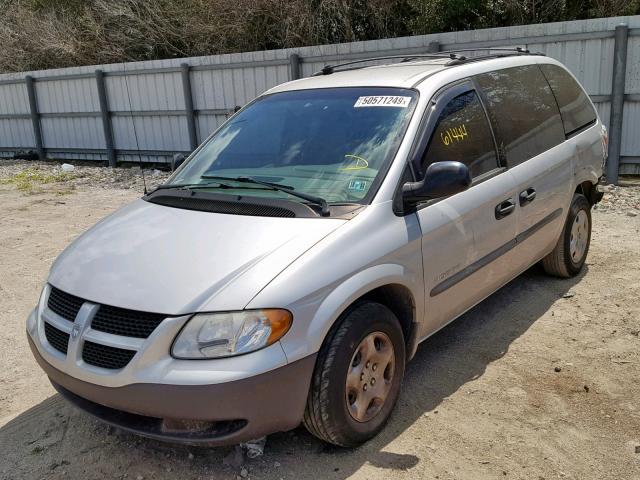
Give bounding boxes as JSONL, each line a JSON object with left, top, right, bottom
{"left": 267, "top": 52, "right": 551, "bottom": 93}
{"left": 269, "top": 59, "right": 449, "bottom": 92}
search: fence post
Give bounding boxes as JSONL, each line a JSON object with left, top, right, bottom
{"left": 289, "top": 54, "right": 301, "bottom": 80}
{"left": 25, "top": 75, "right": 45, "bottom": 160}
{"left": 181, "top": 63, "right": 198, "bottom": 151}
{"left": 607, "top": 23, "right": 628, "bottom": 185}
{"left": 95, "top": 69, "right": 117, "bottom": 168}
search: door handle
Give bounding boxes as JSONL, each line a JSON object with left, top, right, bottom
{"left": 495, "top": 198, "right": 516, "bottom": 219}
{"left": 519, "top": 187, "right": 537, "bottom": 206}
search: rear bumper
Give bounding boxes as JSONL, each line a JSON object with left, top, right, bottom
{"left": 594, "top": 176, "right": 607, "bottom": 204}
{"left": 29, "top": 335, "right": 316, "bottom": 446}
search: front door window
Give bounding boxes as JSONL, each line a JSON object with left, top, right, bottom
{"left": 421, "top": 90, "right": 498, "bottom": 178}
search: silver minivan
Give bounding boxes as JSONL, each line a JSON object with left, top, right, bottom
{"left": 27, "top": 50, "right": 606, "bottom": 447}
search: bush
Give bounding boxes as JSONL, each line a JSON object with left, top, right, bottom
{"left": 0, "top": 0, "right": 637, "bottom": 73}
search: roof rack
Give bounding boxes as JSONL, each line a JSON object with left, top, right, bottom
{"left": 313, "top": 47, "right": 541, "bottom": 76}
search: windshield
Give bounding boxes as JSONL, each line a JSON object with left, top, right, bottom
{"left": 170, "top": 87, "right": 418, "bottom": 204}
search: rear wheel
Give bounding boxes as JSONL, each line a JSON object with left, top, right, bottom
{"left": 303, "top": 302, "right": 405, "bottom": 447}
{"left": 542, "top": 193, "right": 591, "bottom": 278}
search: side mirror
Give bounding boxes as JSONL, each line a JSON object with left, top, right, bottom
{"left": 402, "top": 161, "right": 471, "bottom": 207}
{"left": 171, "top": 153, "right": 186, "bottom": 172}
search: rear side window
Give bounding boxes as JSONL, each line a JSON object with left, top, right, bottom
{"left": 421, "top": 90, "right": 498, "bottom": 178}
{"left": 476, "top": 65, "right": 565, "bottom": 167}
{"left": 539, "top": 64, "right": 597, "bottom": 136}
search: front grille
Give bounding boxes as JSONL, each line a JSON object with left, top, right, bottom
{"left": 44, "top": 322, "right": 70, "bottom": 355}
{"left": 91, "top": 305, "right": 166, "bottom": 339}
{"left": 82, "top": 341, "right": 136, "bottom": 370}
{"left": 48, "top": 286, "right": 84, "bottom": 321}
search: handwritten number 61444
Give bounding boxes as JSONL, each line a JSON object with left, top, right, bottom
{"left": 441, "top": 123, "right": 468, "bottom": 146}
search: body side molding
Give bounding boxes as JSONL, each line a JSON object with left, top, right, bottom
{"left": 430, "top": 208, "right": 563, "bottom": 297}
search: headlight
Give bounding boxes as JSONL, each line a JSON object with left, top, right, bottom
{"left": 171, "top": 309, "right": 292, "bottom": 359}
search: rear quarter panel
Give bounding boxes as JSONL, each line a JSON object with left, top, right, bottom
{"left": 572, "top": 121, "right": 605, "bottom": 188}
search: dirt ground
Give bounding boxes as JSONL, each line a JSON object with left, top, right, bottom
{"left": 0, "top": 161, "right": 639, "bottom": 480}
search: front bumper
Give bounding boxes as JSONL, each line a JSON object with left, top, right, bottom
{"left": 29, "top": 335, "right": 316, "bottom": 446}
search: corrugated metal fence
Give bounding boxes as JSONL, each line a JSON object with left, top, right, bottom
{"left": 0, "top": 15, "right": 638, "bottom": 177}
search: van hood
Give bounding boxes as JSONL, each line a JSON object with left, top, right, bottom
{"left": 48, "top": 199, "right": 346, "bottom": 315}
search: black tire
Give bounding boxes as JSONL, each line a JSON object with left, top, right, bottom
{"left": 303, "top": 302, "right": 406, "bottom": 447}
{"left": 542, "top": 193, "right": 592, "bottom": 278}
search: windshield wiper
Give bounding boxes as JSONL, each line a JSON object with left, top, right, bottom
{"left": 147, "top": 180, "right": 233, "bottom": 195}
{"left": 201, "top": 174, "right": 330, "bottom": 216}
{"left": 200, "top": 174, "right": 294, "bottom": 190}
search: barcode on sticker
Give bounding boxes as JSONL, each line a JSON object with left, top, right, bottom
{"left": 354, "top": 96, "right": 411, "bottom": 108}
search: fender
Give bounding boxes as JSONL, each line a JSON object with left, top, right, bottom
{"left": 259, "top": 263, "right": 424, "bottom": 364}
{"left": 246, "top": 201, "right": 425, "bottom": 365}
{"left": 305, "top": 263, "right": 421, "bottom": 358}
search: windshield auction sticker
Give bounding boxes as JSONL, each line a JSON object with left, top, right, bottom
{"left": 354, "top": 96, "right": 412, "bottom": 108}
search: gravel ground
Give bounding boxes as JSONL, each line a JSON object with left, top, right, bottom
{"left": 0, "top": 160, "right": 170, "bottom": 193}
{"left": 1, "top": 160, "right": 639, "bottom": 480}
{"left": 595, "top": 181, "right": 640, "bottom": 217}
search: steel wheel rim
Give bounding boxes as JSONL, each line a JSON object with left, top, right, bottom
{"left": 345, "top": 331, "right": 395, "bottom": 423}
{"left": 570, "top": 209, "right": 589, "bottom": 263}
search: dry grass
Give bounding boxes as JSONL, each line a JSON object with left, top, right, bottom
{"left": 0, "top": 167, "right": 76, "bottom": 194}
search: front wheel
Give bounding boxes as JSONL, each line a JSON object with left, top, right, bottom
{"left": 303, "top": 302, "right": 405, "bottom": 447}
{"left": 542, "top": 193, "right": 592, "bottom": 278}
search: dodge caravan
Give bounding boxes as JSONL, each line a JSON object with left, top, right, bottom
{"left": 27, "top": 50, "right": 606, "bottom": 447}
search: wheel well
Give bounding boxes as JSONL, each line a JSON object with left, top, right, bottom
{"left": 575, "top": 181, "right": 597, "bottom": 205}
{"left": 360, "top": 284, "right": 415, "bottom": 350}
